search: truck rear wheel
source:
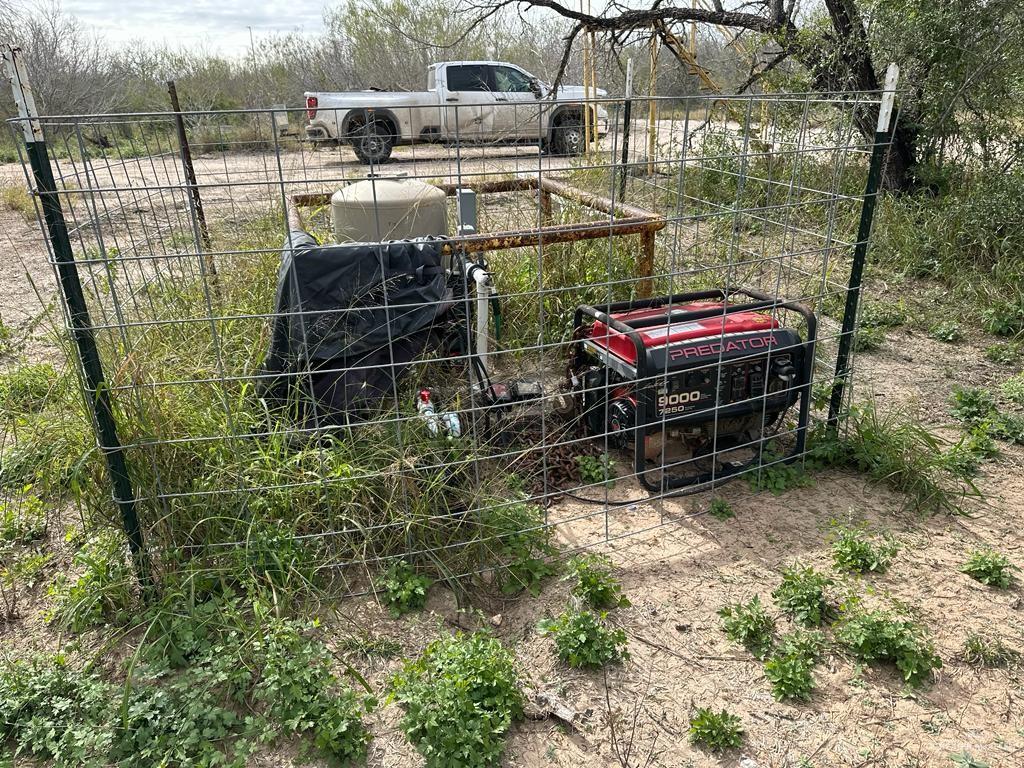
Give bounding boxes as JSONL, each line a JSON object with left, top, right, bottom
{"left": 351, "top": 119, "right": 395, "bottom": 164}
{"left": 552, "top": 114, "right": 585, "bottom": 156}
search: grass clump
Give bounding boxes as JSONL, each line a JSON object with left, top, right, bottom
{"left": 0, "top": 363, "right": 58, "bottom": 416}
{"left": 378, "top": 559, "right": 432, "bottom": 617}
{"left": 830, "top": 525, "right": 899, "bottom": 574}
{"left": 811, "top": 401, "right": 972, "bottom": 514}
{"left": 718, "top": 596, "right": 775, "bottom": 659}
{"left": 835, "top": 606, "right": 942, "bottom": 685}
{"left": 390, "top": 632, "right": 523, "bottom": 767}
{"left": 539, "top": 609, "right": 629, "bottom": 669}
{"left": 960, "top": 548, "right": 1017, "bottom": 588}
{"left": 565, "top": 553, "right": 629, "bottom": 610}
{"left": 0, "top": 184, "right": 34, "bottom": 221}
{"left": 941, "top": 427, "right": 999, "bottom": 478}
{"left": 47, "top": 529, "right": 135, "bottom": 632}
{"left": 772, "top": 565, "right": 833, "bottom": 626}
{"left": 0, "top": 491, "right": 46, "bottom": 544}
{"left": 708, "top": 497, "right": 735, "bottom": 520}
{"left": 688, "top": 707, "right": 743, "bottom": 752}
{"left": 960, "top": 634, "right": 1019, "bottom": 668}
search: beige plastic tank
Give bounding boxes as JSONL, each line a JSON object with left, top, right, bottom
{"left": 331, "top": 176, "right": 448, "bottom": 242}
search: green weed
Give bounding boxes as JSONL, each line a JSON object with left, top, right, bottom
{"left": 983, "top": 297, "right": 1024, "bottom": 337}
{"left": 0, "top": 490, "right": 46, "bottom": 544}
{"left": 719, "top": 596, "right": 775, "bottom": 659}
{"left": 378, "top": 559, "right": 432, "bottom": 617}
{"left": 539, "top": 609, "right": 629, "bottom": 669}
{"left": 830, "top": 525, "right": 899, "bottom": 574}
{"left": 960, "top": 548, "right": 1017, "bottom": 588}
{"left": 777, "top": 628, "right": 827, "bottom": 662}
{"left": 0, "top": 363, "right": 58, "bottom": 416}
{"left": 565, "top": 553, "right": 630, "bottom": 610}
{"left": 390, "top": 632, "right": 523, "bottom": 767}
{"left": 708, "top": 497, "right": 735, "bottom": 520}
{"left": 950, "top": 387, "right": 998, "bottom": 425}
{"left": 748, "top": 454, "right": 814, "bottom": 495}
{"left": 835, "top": 606, "right": 942, "bottom": 685}
{"left": 47, "top": 529, "right": 135, "bottom": 632}
{"left": 576, "top": 454, "right": 615, "bottom": 487}
{"left": 764, "top": 648, "right": 816, "bottom": 701}
{"left": 1001, "top": 373, "right": 1024, "bottom": 406}
{"left": 984, "top": 342, "right": 1020, "bottom": 366}
{"left": 486, "top": 503, "right": 559, "bottom": 597}
{"left": 854, "top": 325, "right": 886, "bottom": 353}
{"left": 688, "top": 706, "right": 743, "bottom": 752}
{"left": 772, "top": 566, "right": 833, "bottom": 626}
{"left": 950, "top": 752, "right": 991, "bottom": 768}
{"left": 929, "top": 321, "right": 963, "bottom": 343}
{"left": 0, "top": 184, "right": 34, "bottom": 222}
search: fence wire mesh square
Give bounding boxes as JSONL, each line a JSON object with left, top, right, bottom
{"left": 10, "top": 90, "right": 888, "bottom": 592}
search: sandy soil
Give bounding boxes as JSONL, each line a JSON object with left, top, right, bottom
{"left": 1, "top": 138, "right": 1022, "bottom": 767}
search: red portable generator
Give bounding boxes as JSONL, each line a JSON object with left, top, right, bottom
{"left": 566, "top": 288, "right": 816, "bottom": 490}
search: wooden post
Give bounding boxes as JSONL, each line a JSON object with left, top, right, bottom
{"left": 647, "top": 34, "right": 659, "bottom": 176}
{"left": 638, "top": 230, "right": 655, "bottom": 297}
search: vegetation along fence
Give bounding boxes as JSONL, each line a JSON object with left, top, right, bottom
{"left": 4, "top": 45, "right": 899, "bottom": 596}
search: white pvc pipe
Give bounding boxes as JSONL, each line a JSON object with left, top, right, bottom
{"left": 471, "top": 266, "right": 491, "bottom": 373}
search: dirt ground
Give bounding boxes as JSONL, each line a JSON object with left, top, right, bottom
{"left": 1, "top": 140, "right": 1022, "bottom": 767}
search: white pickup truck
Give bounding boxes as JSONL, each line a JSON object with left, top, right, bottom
{"left": 304, "top": 60, "right": 608, "bottom": 164}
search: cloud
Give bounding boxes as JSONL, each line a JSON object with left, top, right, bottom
{"left": 62, "top": 0, "right": 327, "bottom": 54}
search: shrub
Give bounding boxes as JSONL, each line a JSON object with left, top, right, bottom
{"left": 835, "top": 607, "right": 942, "bottom": 685}
{"left": 830, "top": 526, "right": 899, "bottom": 574}
{"left": 960, "top": 549, "right": 1017, "bottom": 588}
{"left": 688, "top": 707, "right": 743, "bottom": 752}
{"left": 565, "top": 553, "right": 629, "bottom": 610}
{"left": 719, "top": 596, "right": 775, "bottom": 659}
{"left": 378, "top": 559, "right": 432, "bottom": 617}
{"left": 540, "top": 610, "right": 629, "bottom": 669}
{"left": 708, "top": 497, "right": 735, "bottom": 520}
{"left": 47, "top": 529, "right": 135, "bottom": 631}
{"left": 772, "top": 566, "right": 833, "bottom": 626}
{"left": 390, "top": 632, "right": 524, "bottom": 767}
{"left": 929, "top": 321, "right": 963, "bottom": 343}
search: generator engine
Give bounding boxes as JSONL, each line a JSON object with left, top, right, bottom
{"left": 566, "top": 288, "right": 816, "bottom": 490}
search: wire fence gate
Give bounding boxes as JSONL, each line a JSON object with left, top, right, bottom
{"left": 4, "top": 46, "right": 899, "bottom": 593}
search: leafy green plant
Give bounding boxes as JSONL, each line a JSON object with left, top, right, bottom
{"left": 390, "top": 632, "right": 524, "bottom": 767}
{"left": 378, "top": 559, "right": 432, "bottom": 617}
{"left": 708, "top": 497, "right": 735, "bottom": 520}
{"left": 990, "top": 412, "right": 1024, "bottom": 445}
{"left": 485, "top": 503, "right": 558, "bottom": 596}
{"left": 47, "top": 529, "right": 135, "bottom": 631}
{"left": 854, "top": 325, "right": 886, "bottom": 353}
{"left": 688, "top": 707, "right": 743, "bottom": 752}
{"left": 983, "top": 297, "right": 1024, "bottom": 337}
{"left": 719, "top": 596, "right": 775, "bottom": 659}
{"left": 835, "top": 606, "right": 942, "bottom": 685}
{"left": 764, "top": 649, "right": 815, "bottom": 701}
{"left": 830, "top": 526, "right": 899, "bottom": 574}
{"left": 566, "top": 553, "right": 629, "bottom": 610}
{"left": 960, "top": 548, "right": 1017, "bottom": 588}
{"left": 1001, "top": 373, "right": 1024, "bottom": 406}
{"left": 949, "top": 752, "right": 990, "bottom": 768}
{"left": 576, "top": 454, "right": 615, "bottom": 487}
{"left": 772, "top": 566, "right": 833, "bottom": 626}
{"left": 777, "top": 628, "right": 827, "bottom": 662}
{"left": 929, "top": 321, "right": 963, "bottom": 343}
{"left": 950, "top": 387, "right": 998, "bottom": 425}
{"left": 235, "top": 518, "right": 316, "bottom": 591}
{"left": 960, "top": 633, "right": 1020, "bottom": 667}
{"left": 539, "top": 609, "right": 629, "bottom": 669}
{"left": 0, "top": 654, "right": 113, "bottom": 765}
{"left": 0, "top": 490, "right": 46, "bottom": 544}
{"left": 748, "top": 454, "right": 814, "bottom": 495}
{"left": 984, "top": 342, "right": 1020, "bottom": 366}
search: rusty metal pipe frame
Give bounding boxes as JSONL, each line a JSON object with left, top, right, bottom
{"left": 289, "top": 177, "right": 665, "bottom": 296}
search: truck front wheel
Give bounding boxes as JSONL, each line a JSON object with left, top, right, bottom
{"left": 351, "top": 119, "right": 395, "bottom": 164}
{"left": 551, "top": 114, "right": 585, "bottom": 156}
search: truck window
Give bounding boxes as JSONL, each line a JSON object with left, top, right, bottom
{"left": 493, "top": 66, "right": 533, "bottom": 93}
{"left": 446, "top": 65, "right": 491, "bottom": 92}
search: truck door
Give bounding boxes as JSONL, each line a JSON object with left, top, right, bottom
{"left": 441, "top": 65, "right": 498, "bottom": 142}
{"left": 490, "top": 65, "right": 543, "bottom": 140}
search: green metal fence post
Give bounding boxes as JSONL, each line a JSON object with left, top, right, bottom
{"left": 3, "top": 45, "right": 148, "bottom": 581}
{"left": 827, "top": 63, "right": 901, "bottom": 429}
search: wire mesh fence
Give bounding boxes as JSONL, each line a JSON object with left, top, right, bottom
{"left": 6, "top": 69, "right": 895, "bottom": 594}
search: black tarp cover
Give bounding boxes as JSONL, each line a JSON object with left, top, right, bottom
{"left": 258, "top": 230, "right": 452, "bottom": 422}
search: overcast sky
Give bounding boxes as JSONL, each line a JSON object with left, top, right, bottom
{"left": 60, "top": 0, "right": 328, "bottom": 55}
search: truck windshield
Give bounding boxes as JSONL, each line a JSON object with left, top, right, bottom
{"left": 446, "top": 65, "right": 490, "bottom": 92}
